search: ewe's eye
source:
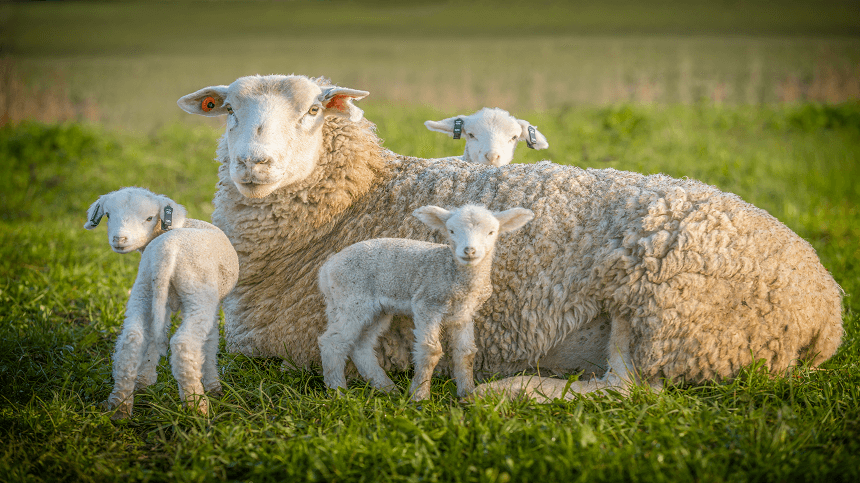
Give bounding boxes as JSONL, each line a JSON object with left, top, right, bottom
{"left": 104, "top": 213, "right": 110, "bottom": 219}
{"left": 146, "top": 216, "right": 154, "bottom": 222}
{"left": 488, "top": 231, "right": 495, "bottom": 236}
{"left": 467, "top": 133, "right": 476, "bottom": 139}
{"left": 308, "top": 105, "right": 321, "bottom": 115}
{"left": 449, "top": 230, "right": 454, "bottom": 234}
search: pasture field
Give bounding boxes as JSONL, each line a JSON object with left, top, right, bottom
{"left": 1, "top": 103, "right": 859, "bottom": 482}
{"left": 1, "top": 1, "right": 860, "bottom": 482}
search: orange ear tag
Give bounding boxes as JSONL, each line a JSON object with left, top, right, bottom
{"left": 201, "top": 96, "right": 217, "bottom": 112}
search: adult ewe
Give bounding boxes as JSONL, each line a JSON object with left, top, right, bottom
{"left": 178, "top": 74, "right": 842, "bottom": 400}
{"left": 424, "top": 107, "right": 549, "bottom": 166}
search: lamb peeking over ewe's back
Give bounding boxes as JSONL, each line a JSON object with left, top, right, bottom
{"left": 84, "top": 187, "right": 239, "bottom": 418}
{"left": 424, "top": 107, "right": 549, "bottom": 166}
{"left": 318, "top": 204, "right": 534, "bottom": 400}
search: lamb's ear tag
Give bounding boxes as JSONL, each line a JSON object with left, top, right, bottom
{"left": 526, "top": 126, "right": 537, "bottom": 149}
{"left": 453, "top": 118, "right": 463, "bottom": 140}
{"left": 161, "top": 205, "right": 173, "bottom": 231}
{"left": 201, "top": 96, "right": 217, "bottom": 113}
{"left": 90, "top": 208, "right": 104, "bottom": 227}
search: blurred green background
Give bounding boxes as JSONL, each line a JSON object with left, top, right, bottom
{"left": 2, "top": 0, "right": 860, "bottom": 130}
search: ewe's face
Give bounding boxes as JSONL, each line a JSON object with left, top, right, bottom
{"left": 222, "top": 77, "right": 327, "bottom": 198}
{"left": 99, "top": 192, "right": 161, "bottom": 254}
{"left": 178, "top": 75, "right": 368, "bottom": 199}
{"left": 445, "top": 207, "right": 501, "bottom": 266}
{"left": 462, "top": 111, "right": 522, "bottom": 167}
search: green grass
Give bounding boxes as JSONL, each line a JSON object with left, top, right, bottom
{"left": 1, "top": 103, "right": 859, "bottom": 481}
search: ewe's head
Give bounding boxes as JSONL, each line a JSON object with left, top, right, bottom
{"left": 84, "top": 187, "right": 187, "bottom": 254}
{"left": 413, "top": 204, "right": 534, "bottom": 266}
{"left": 424, "top": 108, "right": 549, "bottom": 167}
{"left": 178, "top": 75, "right": 368, "bottom": 199}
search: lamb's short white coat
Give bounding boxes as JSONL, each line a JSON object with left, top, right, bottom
{"left": 317, "top": 205, "right": 534, "bottom": 400}
{"left": 84, "top": 187, "right": 239, "bottom": 418}
{"left": 425, "top": 108, "right": 549, "bottom": 166}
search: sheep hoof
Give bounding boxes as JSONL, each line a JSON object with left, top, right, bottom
{"left": 206, "top": 386, "right": 224, "bottom": 398}
{"left": 102, "top": 399, "right": 133, "bottom": 420}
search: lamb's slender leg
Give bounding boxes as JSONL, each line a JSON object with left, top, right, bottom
{"left": 350, "top": 313, "right": 396, "bottom": 392}
{"left": 170, "top": 293, "right": 218, "bottom": 415}
{"left": 105, "top": 285, "right": 150, "bottom": 419}
{"left": 471, "top": 314, "right": 656, "bottom": 402}
{"left": 134, "top": 302, "right": 170, "bottom": 391}
{"left": 318, "top": 302, "right": 370, "bottom": 391}
{"left": 409, "top": 311, "right": 444, "bottom": 401}
{"left": 449, "top": 319, "right": 478, "bottom": 397}
{"left": 201, "top": 312, "right": 222, "bottom": 396}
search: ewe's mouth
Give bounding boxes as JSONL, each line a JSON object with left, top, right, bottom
{"left": 235, "top": 180, "right": 279, "bottom": 199}
{"left": 458, "top": 255, "right": 481, "bottom": 264}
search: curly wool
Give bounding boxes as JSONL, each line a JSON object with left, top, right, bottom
{"left": 211, "top": 115, "right": 843, "bottom": 384}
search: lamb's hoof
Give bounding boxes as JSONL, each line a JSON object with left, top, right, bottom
{"left": 206, "top": 386, "right": 224, "bottom": 398}
{"left": 101, "top": 399, "right": 132, "bottom": 420}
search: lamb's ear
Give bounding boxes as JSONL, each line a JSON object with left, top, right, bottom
{"left": 413, "top": 205, "right": 453, "bottom": 232}
{"left": 516, "top": 120, "right": 549, "bottom": 150}
{"left": 424, "top": 116, "right": 468, "bottom": 138}
{"left": 84, "top": 196, "right": 105, "bottom": 230}
{"left": 495, "top": 207, "right": 534, "bottom": 234}
{"left": 177, "top": 85, "right": 230, "bottom": 117}
{"left": 155, "top": 195, "right": 187, "bottom": 230}
{"left": 319, "top": 87, "right": 369, "bottom": 122}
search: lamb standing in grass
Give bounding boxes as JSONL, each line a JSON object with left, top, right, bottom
{"left": 84, "top": 187, "right": 239, "bottom": 418}
{"left": 318, "top": 204, "right": 534, "bottom": 400}
{"left": 424, "top": 108, "right": 549, "bottom": 166}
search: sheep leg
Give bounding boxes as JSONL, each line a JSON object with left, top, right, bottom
{"left": 471, "top": 315, "right": 658, "bottom": 402}
{"left": 170, "top": 294, "right": 218, "bottom": 415}
{"left": 318, "top": 304, "right": 369, "bottom": 391}
{"left": 449, "top": 319, "right": 478, "bottom": 397}
{"left": 105, "top": 288, "right": 150, "bottom": 419}
{"left": 409, "top": 312, "right": 444, "bottom": 401}
{"left": 350, "top": 313, "right": 396, "bottom": 393}
{"left": 201, "top": 313, "right": 222, "bottom": 396}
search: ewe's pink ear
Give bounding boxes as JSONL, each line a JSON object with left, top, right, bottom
{"left": 177, "top": 85, "right": 230, "bottom": 117}
{"left": 319, "top": 87, "right": 369, "bottom": 122}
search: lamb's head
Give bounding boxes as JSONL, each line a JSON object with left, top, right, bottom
{"left": 413, "top": 204, "right": 534, "bottom": 266}
{"left": 424, "top": 108, "right": 549, "bottom": 167}
{"left": 84, "top": 187, "right": 187, "bottom": 254}
{"left": 178, "top": 75, "right": 368, "bottom": 199}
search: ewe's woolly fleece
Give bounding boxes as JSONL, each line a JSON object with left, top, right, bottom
{"left": 211, "top": 115, "right": 843, "bottom": 383}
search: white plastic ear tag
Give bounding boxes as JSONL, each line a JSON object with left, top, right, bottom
{"left": 90, "top": 206, "right": 104, "bottom": 227}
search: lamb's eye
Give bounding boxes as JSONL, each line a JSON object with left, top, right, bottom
{"left": 104, "top": 213, "right": 109, "bottom": 219}
{"left": 467, "top": 133, "right": 476, "bottom": 139}
{"left": 511, "top": 136, "right": 518, "bottom": 142}
{"left": 146, "top": 216, "right": 153, "bottom": 222}
{"left": 225, "top": 105, "right": 234, "bottom": 115}
{"left": 449, "top": 230, "right": 454, "bottom": 234}
{"left": 488, "top": 231, "right": 495, "bottom": 236}
{"left": 308, "top": 105, "right": 320, "bottom": 115}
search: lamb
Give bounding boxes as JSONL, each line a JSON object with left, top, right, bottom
{"left": 176, "top": 74, "right": 843, "bottom": 401}
{"left": 424, "top": 107, "right": 549, "bottom": 166}
{"left": 84, "top": 187, "right": 239, "bottom": 418}
{"left": 318, "top": 204, "right": 534, "bottom": 400}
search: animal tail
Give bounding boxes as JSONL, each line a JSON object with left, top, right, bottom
{"left": 151, "top": 245, "right": 179, "bottom": 332}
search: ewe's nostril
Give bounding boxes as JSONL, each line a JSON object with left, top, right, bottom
{"left": 113, "top": 236, "right": 127, "bottom": 244}
{"left": 463, "top": 247, "right": 477, "bottom": 256}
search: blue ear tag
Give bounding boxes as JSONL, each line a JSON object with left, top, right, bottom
{"left": 453, "top": 118, "right": 463, "bottom": 140}
{"left": 161, "top": 205, "right": 173, "bottom": 231}
{"left": 526, "top": 126, "right": 537, "bottom": 149}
